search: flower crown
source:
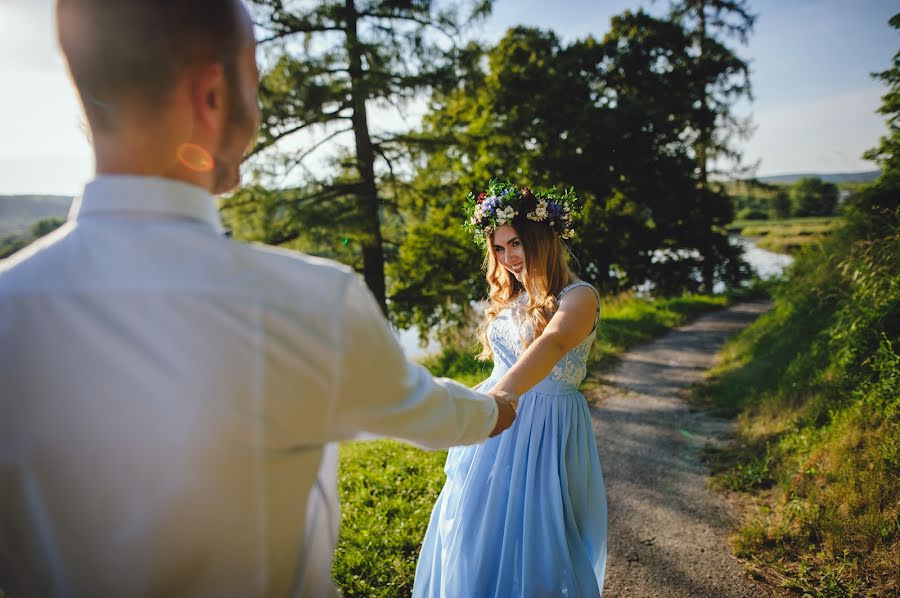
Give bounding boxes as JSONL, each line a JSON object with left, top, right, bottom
{"left": 463, "top": 179, "right": 579, "bottom": 247}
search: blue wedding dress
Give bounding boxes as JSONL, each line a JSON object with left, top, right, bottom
{"left": 413, "top": 281, "right": 607, "bottom": 597}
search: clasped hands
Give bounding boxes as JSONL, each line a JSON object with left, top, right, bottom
{"left": 487, "top": 389, "right": 519, "bottom": 437}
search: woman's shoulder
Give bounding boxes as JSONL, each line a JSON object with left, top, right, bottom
{"left": 558, "top": 279, "right": 600, "bottom": 304}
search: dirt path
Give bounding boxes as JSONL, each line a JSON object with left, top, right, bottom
{"left": 589, "top": 301, "right": 772, "bottom": 598}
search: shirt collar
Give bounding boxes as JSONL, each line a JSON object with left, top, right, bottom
{"left": 71, "top": 175, "right": 225, "bottom": 234}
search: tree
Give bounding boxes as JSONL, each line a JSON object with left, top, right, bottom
{"left": 771, "top": 188, "right": 791, "bottom": 219}
{"left": 669, "top": 0, "right": 755, "bottom": 291}
{"left": 0, "top": 236, "right": 29, "bottom": 259}
{"left": 792, "top": 177, "right": 839, "bottom": 217}
{"left": 31, "top": 217, "right": 65, "bottom": 238}
{"left": 224, "top": 0, "right": 493, "bottom": 313}
{"left": 392, "top": 14, "right": 750, "bottom": 332}
{"left": 863, "top": 14, "right": 900, "bottom": 194}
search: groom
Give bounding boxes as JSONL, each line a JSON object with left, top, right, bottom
{"left": 0, "top": 0, "right": 517, "bottom": 596}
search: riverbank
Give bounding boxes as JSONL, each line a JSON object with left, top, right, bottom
{"left": 694, "top": 183, "right": 899, "bottom": 596}
{"left": 728, "top": 216, "right": 841, "bottom": 255}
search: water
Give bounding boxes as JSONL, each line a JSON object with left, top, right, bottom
{"left": 734, "top": 235, "right": 794, "bottom": 279}
{"left": 396, "top": 237, "right": 793, "bottom": 358}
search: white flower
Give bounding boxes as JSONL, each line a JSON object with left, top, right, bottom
{"left": 496, "top": 205, "right": 517, "bottom": 223}
{"left": 527, "top": 199, "right": 549, "bottom": 222}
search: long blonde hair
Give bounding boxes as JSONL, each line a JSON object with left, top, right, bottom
{"left": 477, "top": 218, "right": 576, "bottom": 360}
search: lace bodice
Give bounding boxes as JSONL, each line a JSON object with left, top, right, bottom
{"left": 486, "top": 282, "right": 600, "bottom": 389}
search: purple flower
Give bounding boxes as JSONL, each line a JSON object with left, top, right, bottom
{"left": 547, "top": 202, "right": 565, "bottom": 220}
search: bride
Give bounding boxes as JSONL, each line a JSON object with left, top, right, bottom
{"left": 413, "top": 180, "right": 607, "bottom": 597}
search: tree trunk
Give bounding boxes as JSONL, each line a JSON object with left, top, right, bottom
{"left": 697, "top": 0, "right": 715, "bottom": 294}
{"left": 344, "top": 0, "right": 388, "bottom": 314}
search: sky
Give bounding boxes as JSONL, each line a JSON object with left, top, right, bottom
{"left": 0, "top": 0, "right": 896, "bottom": 196}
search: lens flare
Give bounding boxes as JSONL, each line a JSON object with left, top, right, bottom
{"left": 176, "top": 143, "right": 214, "bottom": 172}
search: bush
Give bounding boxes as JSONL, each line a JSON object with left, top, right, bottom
{"left": 697, "top": 176, "right": 900, "bottom": 596}
{"left": 736, "top": 207, "right": 768, "bottom": 220}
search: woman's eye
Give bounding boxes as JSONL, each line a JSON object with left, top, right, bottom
{"left": 512, "top": 241, "right": 521, "bottom": 247}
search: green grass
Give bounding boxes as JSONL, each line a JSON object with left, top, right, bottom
{"left": 333, "top": 291, "right": 734, "bottom": 596}
{"left": 333, "top": 441, "right": 448, "bottom": 597}
{"left": 728, "top": 217, "right": 843, "bottom": 255}
{"left": 591, "top": 293, "right": 729, "bottom": 367}
{"left": 695, "top": 199, "right": 900, "bottom": 596}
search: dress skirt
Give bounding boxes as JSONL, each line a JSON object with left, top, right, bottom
{"left": 413, "top": 376, "right": 607, "bottom": 597}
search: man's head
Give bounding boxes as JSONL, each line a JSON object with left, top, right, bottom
{"left": 57, "top": 0, "right": 260, "bottom": 194}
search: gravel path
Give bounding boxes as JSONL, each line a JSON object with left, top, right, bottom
{"left": 589, "top": 301, "right": 773, "bottom": 598}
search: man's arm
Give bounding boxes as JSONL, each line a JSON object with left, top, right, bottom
{"left": 332, "top": 276, "right": 516, "bottom": 448}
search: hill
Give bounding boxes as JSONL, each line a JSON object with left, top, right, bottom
{"left": 757, "top": 170, "right": 880, "bottom": 184}
{"left": 0, "top": 195, "right": 73, "bottom": 237}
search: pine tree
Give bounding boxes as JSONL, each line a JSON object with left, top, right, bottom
{"left": 670, "top": 0, "right": 755, "bottom": 291}
{"left": 225, "top": 0, "right": 492, "bottom": 313}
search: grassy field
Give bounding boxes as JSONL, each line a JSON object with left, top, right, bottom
{"left": 728, "top": 216, "right": 843, "bottom": 255}
{"left": 694, "top": 192, "right": 899, "bottom": 596}
{"left": 333, "top": 291, "right": 736, "bottom": 596}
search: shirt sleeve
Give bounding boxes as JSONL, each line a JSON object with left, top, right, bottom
{"left": 332, "top": 274, "right": 498, "bottom": 448}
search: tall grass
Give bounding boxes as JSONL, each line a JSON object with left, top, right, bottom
{"left": 333, "top": 291, "right": 733, "bottom": 596}
{"left": 729, "top": 216, "right": 843, "bottom": 255}
{"left": 696, "top": 179, "right": 900, "bottom": 596}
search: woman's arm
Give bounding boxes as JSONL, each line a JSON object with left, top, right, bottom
{"left": 490, "top": 285, "right": 598, "bottom": 398}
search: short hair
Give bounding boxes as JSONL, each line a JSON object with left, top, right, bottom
{"left": 57, "top": 0, "right": 244, "bottom": 129}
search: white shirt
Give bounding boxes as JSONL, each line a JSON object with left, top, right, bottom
{"left": 0, "top": 176, "right": 498, "bottom": 597}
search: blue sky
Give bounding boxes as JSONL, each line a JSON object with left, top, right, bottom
{"left": 0, "top": 0, "right": 896, "bottom": 195}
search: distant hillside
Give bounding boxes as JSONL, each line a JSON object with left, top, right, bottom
{"left": 0, "top": 195, "right": 73, "bottom": 237}
{"left": 758, "top": 170, "right": 880, "bottom": 185}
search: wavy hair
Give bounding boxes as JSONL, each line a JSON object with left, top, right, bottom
{"left": 477, "top": 217, "right": 576, "bottom": 360}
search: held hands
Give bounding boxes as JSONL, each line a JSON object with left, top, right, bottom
{"left": 487, "top": 389, "right": 519, "bottom": 437}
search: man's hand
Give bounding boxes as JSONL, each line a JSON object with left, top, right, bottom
{"left": 487, "top": 389, "right": 519, "bottom": 437}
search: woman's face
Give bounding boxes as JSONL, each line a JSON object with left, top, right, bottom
{"left": 492, "top": 224, "right": 526, "bottom": 283}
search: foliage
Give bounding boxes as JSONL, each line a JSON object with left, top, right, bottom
{"left": 770, "top": 188, "right": 791, "bottom": 219}
{"left": 696, "top": 165, "right": 900, "bottom": 595}
{"left": 700, "top": 26, "right": 900, "bottom": 584}
{"left": 395, "top": 14, "right": 750, "bottom": 333}
{"left": 735, "top": 207, "right": 767, "bottom": 220}
{"left": 729, "top": 216, "right": 841, "bottom": 255}
{"left": 791, "top": 176, "right": 840, "bottom": 217}
{"left": 386, "top": 206, "right": 484, "bottom": 340}
{"left": 668, "top": 0, "right": 755, "bottom": 291}
{"left": 0, "top": 217, "right": 66, "bottom": 260}
{"left": 462, "top": 180, "right": 578, "bottom": 246}
{"left": 0, "top": 236, "right": 29, "bottom": 260}
{"left": 863, "top": 13, "right": 900, "bottom": 175}
{"left": 229, "top": 0, "right": 494, "bottom": 310}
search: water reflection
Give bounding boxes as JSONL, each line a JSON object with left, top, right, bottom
{"left": 733, "top": 235, "right": 794, "bottom": 280}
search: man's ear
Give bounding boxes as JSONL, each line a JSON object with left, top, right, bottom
{"left": 190, "top": 62, "right": 227, "bottom": 135}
